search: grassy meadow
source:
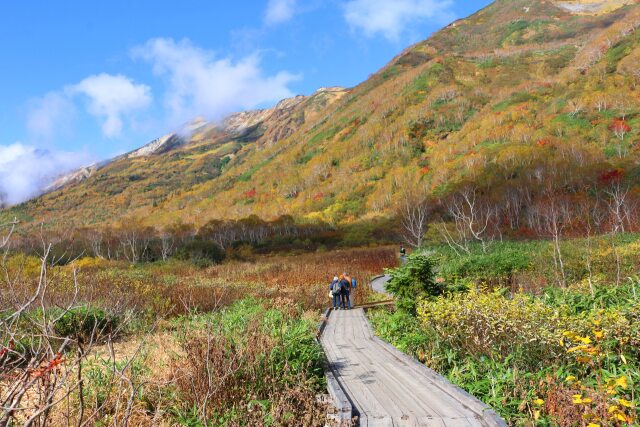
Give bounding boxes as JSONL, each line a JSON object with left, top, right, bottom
{"left": 0, "top": 241, "right": 396, "bottom": 426}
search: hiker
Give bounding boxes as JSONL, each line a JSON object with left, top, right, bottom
{"left": 339, "top": 272, "right": 352, "bottom": 310}
{"left": 330, "top": 276, "right": 341, "bottom": 309}
{"left": 400, "top": 246, "right": 408, "bottom": 264}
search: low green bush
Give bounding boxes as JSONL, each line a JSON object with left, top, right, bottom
{"left": 53, "top": 306, "right": 120, "bottom": 342}
{"left": 174, "top": 240, "right": 226, "bottom": 267}
{"left": 431, "top": 234, "right": 640, "bottom": 289}
{"left": 436, "top": 242, "right": 532, "bottom": 284}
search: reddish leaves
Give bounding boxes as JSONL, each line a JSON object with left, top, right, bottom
{"left": 598, "top": 169, "right": 625, "bottom": 184}
{"left": 0, "top": 339, "right": 15, "bottom": 359}
{"left": 244, "top": 188, "right": 257, "bottom": 199}
{"left": 536, "top": 139, "right": 551, "bottom": 147}
{"left": 609, "top": 119, "right": 631, "bottom": 138}
{"left": 29, "top": 353, "right": 65, "bottom": 382}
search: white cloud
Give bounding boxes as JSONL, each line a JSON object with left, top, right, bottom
{"left": 70, "top": 74, "right": 152, "bottom": 138}
{"left": 344, "top": 0, "right": 454, "bottom": 42}
{"left": 133, "top": 38, "right": 299, "bottom": 126}
{"left": 0, "top": 143, "right": 89, "bottom": 206}
{"left": 265, "top": 0, "right": 298, "bottom": 25}
{"left": 26, "top": 92, "right": 76, "bottom": 141}
{"left": 26, "top": 74, "right": 151, "bottom": 140}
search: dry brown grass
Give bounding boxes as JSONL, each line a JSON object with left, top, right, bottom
{"left": 207, "top": 246, "right": 398, "bottom": 307}
{"left": 14, "top": 245, "right": 398, "bottom": 316}
{"left": 172, "top": 321, "right": 326, "bottom": 425}
{"left": 2, "top": 246, "right": 394, "bottom": 425}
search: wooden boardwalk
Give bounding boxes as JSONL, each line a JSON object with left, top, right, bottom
{"left": 320, "top": 307, "right": 506, "bottom": 426}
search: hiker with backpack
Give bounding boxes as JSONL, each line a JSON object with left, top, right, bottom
{"left": 400, "top": 246, "right": 408, "bottom": 264}
{"left": 329, "top": 276, "right": 341, "bottom": 309}
{"left": 339, "top": 273, "right": 352, "bottom": 310}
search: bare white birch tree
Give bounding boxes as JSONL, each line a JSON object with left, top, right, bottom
{"left": 398, "top": 190, "right": 430, "bottom": 248}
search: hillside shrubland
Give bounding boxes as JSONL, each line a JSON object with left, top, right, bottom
{"left": 3, "top": 1, "right": 640, "bottom": 237}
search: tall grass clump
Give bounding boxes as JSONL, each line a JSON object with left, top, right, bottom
{"left": 168, "top": 299, "right": 327, "bottom": 425}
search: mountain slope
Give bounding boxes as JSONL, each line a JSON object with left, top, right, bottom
{"left": 5, "top": 87, "right": 346, "bottom": 227}
{"left": 4, "top": 0, "right": 640, "bottom": 230}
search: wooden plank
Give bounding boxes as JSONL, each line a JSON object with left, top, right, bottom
{"left": 326, "top": 369, "right": 353, "bottom": 424}
{"left": 330, "top": 309, "right": 397, "bottom": 423}
{"left": 361, "top": 316, "right": 506, "bottom": 425}
{"left": 320, "top": 308, "right": 507, "bottom": 427}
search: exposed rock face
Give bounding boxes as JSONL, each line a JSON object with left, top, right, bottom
{"left": 554, "top": 0, "right": 636, "bottom": 14}
{"left": 221, "top": 96, "right": 307, "bottom": 138}
{"left": 220, "top": 88, "right": 347, "bottom": 145}
{"left": 45, "top": 165, "right": 98, "bottom": 193}
{"left": 42, "top": 134, "right": 185, "bottom": 194}
{"left": 315, "top": 87, "right": 347, "bottom": 94}
{"left": 128, "top": 134, "right": 185, "bottom": 158}
{"left": 259, "top": 88, "right": 347, "bottom": 146}
{"left": 40, "top": 87, "right": 347, "bottom": 196}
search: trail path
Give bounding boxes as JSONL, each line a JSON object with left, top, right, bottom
{"left": 370, "top": 275, "right": 392, "bottom": 296}
{"left": 320, "top": 276, "right": 506, "bottom": 426}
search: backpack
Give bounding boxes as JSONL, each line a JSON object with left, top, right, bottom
{"left": 331, "top": 281, "right": 342, "bottom": 295}
{"left": 351, "top": 278, "right": 357, "bottom": 289}
{"left": 340, "top": 278, "right": 350, "bottom": 292}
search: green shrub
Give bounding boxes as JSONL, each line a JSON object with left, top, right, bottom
{"left": 542, "top": 278, "right": 640, "bottom": 314}
{"left": 385, "top": 252, "right": 443, "bottom": 314}
{"left": 53, "top": 306, "right": 120, "bottom": 342}
{"left": 437, "top": 242, "right": 532, "bottom": 284}
{"left": 417, "top": 289, "right": 571, "bottom": 367}
{"left": 174, "top": 240, "right": 226, "bottom": 267}
{"left": 368, "top": 309, "right": 431, "bottom": 356}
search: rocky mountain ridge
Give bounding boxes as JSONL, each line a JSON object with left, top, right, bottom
{"left": 555, "top": 0, "right": 636, "bottom": 14}
{"left": 42, "top": 87, "right": 347, "bottom": 197}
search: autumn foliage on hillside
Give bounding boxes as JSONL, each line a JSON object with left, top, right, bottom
{"left": 2, "top": 0, "right": 640, "bottom": 246}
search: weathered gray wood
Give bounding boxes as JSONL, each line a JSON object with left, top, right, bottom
{"left": 317, "top": 307, "right": 332, "bottom": 339}
{"left": 326, "top": 369, "right": 353, "bottom": 425}
{"left": 320, "top": 308, "right": 507, "bottom": 427}
{"left": 318, "top": 308, "right": 354, "bottom": 424}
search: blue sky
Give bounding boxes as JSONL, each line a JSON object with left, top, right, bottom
{"left": 0, "top": 0, "right": 490, "bottom": 204}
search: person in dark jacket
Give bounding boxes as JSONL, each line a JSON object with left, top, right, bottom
{"left": 400, "top": 246, "right": 408, "bottom": 264}
{"left": 339, "top": 272, "right": 352, "bottom": 310}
